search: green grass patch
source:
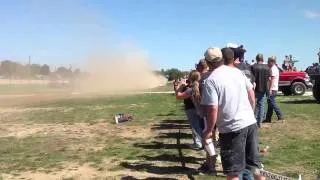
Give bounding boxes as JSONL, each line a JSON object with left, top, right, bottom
{"left": 1, "top": 93, "right": 319, "bottom": 179}
{"left": 14, "top": 94, "right": 184, "bottom": 124}
{"left": 259, "top": 96, "right": 320, "bottom": 179}
{"left": 0, "top": 135, "right": 83, "bottom": 173}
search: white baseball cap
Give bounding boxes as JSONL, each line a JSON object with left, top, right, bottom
{"left": 226, "top": 43, "right": 239, "bottom": 48}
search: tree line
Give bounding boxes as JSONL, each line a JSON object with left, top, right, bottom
{"left": 1, "top": 60, "right": 188, "bottom": 80}
{"left": 0, "top": 60, "right": 81, "bottom": 79}
{"left": 154, "top": 68, "right": 189, "bottom": 81}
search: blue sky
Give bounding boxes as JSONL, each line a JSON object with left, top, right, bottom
{"left": 0, "top": 0, "right": 319, "bottom": 70}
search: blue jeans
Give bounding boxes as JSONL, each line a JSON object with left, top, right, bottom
{"left": 239, "top": 169, "right": 254, "bottom": 180}
{"left": 255, "top": 92, "right": 266, "bottom": 126}
{"left": 185, "top": 109, "right": 203, "bottom": 147}
{"left": 266, "top": 90, "right": 283, "bottom": 121}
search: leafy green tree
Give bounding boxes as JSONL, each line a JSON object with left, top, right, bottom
{"left": 56, "top": 66, "right": 73, "bottom": 78}
{"left": 30, "top": 64, "right": 41, "bottom": 75}
{"left": 164, "top": 68, "right": 184, "bottom": 81}
{"left": 40, "top": 64, "right": 50, "bottom": 75}
{"left": 0, "top": 60, "right": 14, "bottom": 76}
{"left": 0, "top": 60, "right": 29, "bottom": 78}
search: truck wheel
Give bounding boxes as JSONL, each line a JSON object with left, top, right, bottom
{"left": 291, "top": 82, "right": 306, "bottom": 96}
{"left": 313, "top": 82, "right": 320, "bottom": 103}
{"left": 281, "top": 87, "right": 292, "bottom": 96}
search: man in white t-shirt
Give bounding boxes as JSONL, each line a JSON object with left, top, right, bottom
{"left": 201, "top": 47, "right": 265, "bottom": 180}
{"left": 265, "top": 56, "right": 284, "bottom": 123}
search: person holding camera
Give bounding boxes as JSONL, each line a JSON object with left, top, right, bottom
{"left": 174, "top": 75, "right": 203, "bottom": 149}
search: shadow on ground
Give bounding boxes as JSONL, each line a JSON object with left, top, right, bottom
{"left": 134, "top": 141, "right": 190, "bottom": 150}
{"left": 120, "top": 119, "right": 201, "bottom": 179}
{"left": 157, "top": 112, "right": 177, "bottom": 117}
{"left": 121, "top": 176, "right": 178, "bottom": 180}
{"left": 158, "top": 132, "right": 193, "bottom": 139}
{"left": 281, "top": 99, "right": 318, "bottom": 104}
{"left": 151, "top": 119, "right": 190, "bottom": 130}
{"left": 121, "top": 162, "right": 198, "bottom": 175}
{"left": 138, "top": 154, "right": 202, "bottom": 164}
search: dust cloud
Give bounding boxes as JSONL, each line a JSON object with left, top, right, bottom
{"left": 73, "top": 51, "right": 168, "bottom": 94}
{"left": 24, "top": 1, "right": 168, "bottom": 95}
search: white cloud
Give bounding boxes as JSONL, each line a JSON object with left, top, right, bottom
{"left": 303, "top": 10, "right": 320, "bottom": 19}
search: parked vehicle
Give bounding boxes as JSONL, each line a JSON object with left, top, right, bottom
{"left": 310, "top": 74, "right": 320, "bottom": 103}
{"left": 306, "top": 64, "right": 320, "bottom": 103}
{"left": 279, "top": 71, "right": 313, "bottom": 96}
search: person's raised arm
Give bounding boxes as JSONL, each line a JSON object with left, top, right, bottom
{"left": 175, "top": 91, "right": 191, "bottom": 100}
{"left": 174, "top": 83, "right": 191, "bottom": 100}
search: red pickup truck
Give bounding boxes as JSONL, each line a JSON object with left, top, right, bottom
{"left": 279, "top": 71, "right": 313, "bottom": 96}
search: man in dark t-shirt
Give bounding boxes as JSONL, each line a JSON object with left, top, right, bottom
{"left": 251, "top": 53, "right": 271, "bottom": 127}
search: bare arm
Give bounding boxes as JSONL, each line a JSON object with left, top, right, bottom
{"left": 203, "top": 105, "right": 218, "bottom": 140}
{"left": 174, "top": 83, "right": 191, "bottom": 100}
{"left": 244, "top": 75, "right": 255, "bottom": 109}
{"left": 175, "top": 91, "right": 190, "bottom": 100}
{"left": 268, "top": 76, "right": 275, "bottom": 93}
{"left": 247, "top": 88, "right": 255, "bottom": 110}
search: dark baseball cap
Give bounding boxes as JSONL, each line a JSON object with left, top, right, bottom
{"left": 231, "top": 47, "right": 246, "bottom": 61}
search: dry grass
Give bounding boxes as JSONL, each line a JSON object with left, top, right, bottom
{"left": 0, "top": 94, "right": 319, "bottom": 180}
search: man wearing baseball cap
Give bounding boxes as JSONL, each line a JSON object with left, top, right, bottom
{"left": 201, "top": 47, "right": 265, "bottom": 180}
{"left": 196, "top": 49, "right": 224, "bottom": 174}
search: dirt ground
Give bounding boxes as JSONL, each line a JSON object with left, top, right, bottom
{"left": 0, "top": 92, "right": 68, "bottom": 107}
{"left": 2, "top": 92, "right": 317, "bottom": 180}
{"left": 0, "top": 92, "right": 192, "bottom": 180}
{"left": 0, "top": 121, "right": 156, "bottom": 180}
{"left": 0, "top": 91, "right": 124, "bottom": 107}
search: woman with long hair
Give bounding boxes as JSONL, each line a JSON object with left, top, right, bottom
{"left": 174, "top": 70, "right": 203, "bottom": 149}
{"left": 175, "top": 70, "right": 217, "bottom": 174}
